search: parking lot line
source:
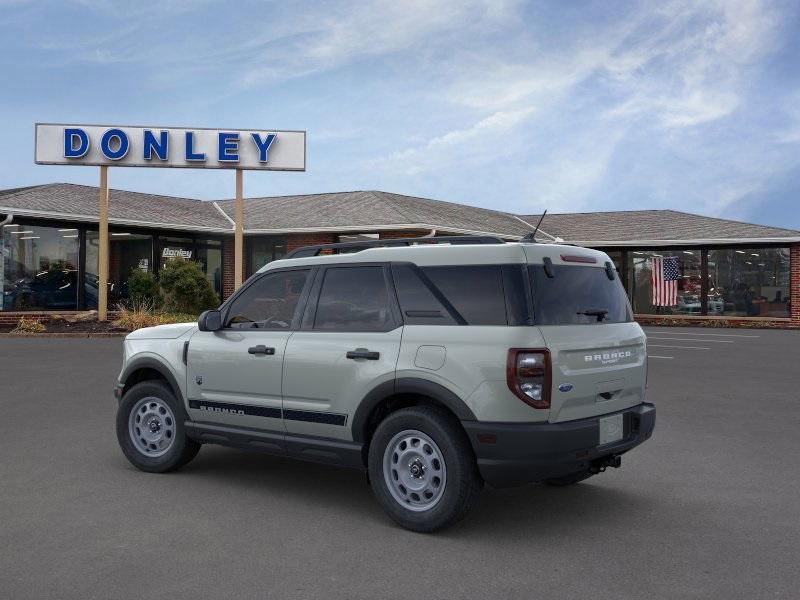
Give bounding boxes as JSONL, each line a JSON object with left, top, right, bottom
{"left": 647, "top": 355, "right": 674, "bottom": 359}
{"left": 648, "top": 344, "right": 710, "bottom": 350}
{"left": 647, "top": 337, "right": 733, "bottom": 343}
{"left": 643, "top": 331, "right": 760, "bottom": 338}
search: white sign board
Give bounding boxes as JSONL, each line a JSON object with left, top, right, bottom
{"left": 34, "top": 123, "right": 306, "bottom": 171}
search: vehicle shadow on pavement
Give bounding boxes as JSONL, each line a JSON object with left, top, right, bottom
{"left": 148, "top": 445, "right": 654, "bottom": 536}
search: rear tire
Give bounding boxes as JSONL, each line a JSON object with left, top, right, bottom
{"left": 116, "top": 380, "right": 200, "bottom": 473}
{"left": 543, "top": 471, "right": 594, "bottom": 486}
{"left": 368, "top": 406, "right": 482, "bottom": 532}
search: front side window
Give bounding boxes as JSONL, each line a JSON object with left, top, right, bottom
{"left": 314, "top": 266, "right": 393, "bottom": 331}
{"left": 226, "top": 269, "right": 309, "bottom": 329}
{"left": 530, "top": 265, "right": 632, "bottom": 325}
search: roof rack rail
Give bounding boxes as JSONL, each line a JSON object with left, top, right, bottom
{"left": 285, "top": 235, "right": 507, "bottom": 259}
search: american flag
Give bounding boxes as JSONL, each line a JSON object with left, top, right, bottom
{"left": 650, "top": 256, "right": 679, "bottom": 306}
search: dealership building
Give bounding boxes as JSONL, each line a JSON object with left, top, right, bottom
{"left": 1, "top": 182, "right": 798, "bottom": 327}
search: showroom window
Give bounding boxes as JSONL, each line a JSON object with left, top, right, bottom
{"left": 629, "top": 249, "right": 702, "bottom": 315}
{"left": 1, "top": 223, "right": 80, "bottom": 311}
{"left": 158, "top": 236, "right": 223, "bottom": 301}
{"left": 706, "top": 247, "right": 790, "bottom": 318}
{"left": 247, "top": 237, "right": 286, "bottom": 276}
{"left": 196, "top": 240, "right": 223, "bottom": 299}
{"left": 85, "top": 230, "right": 153, "bottom": 309}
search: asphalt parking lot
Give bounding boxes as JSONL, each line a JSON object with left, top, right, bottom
{"left": 1, "top": 327, "right": 799, "bottom": 599}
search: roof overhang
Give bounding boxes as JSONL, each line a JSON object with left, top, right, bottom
{"left": 0, "top": 206, "right": 231, "bottom": 234}
{"left": 0, "top": 207, "right": 524, "bottom": 240}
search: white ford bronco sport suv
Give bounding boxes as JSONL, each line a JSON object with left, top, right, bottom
{"left": 115, "top": 236, "right": 655, "bottom": 532}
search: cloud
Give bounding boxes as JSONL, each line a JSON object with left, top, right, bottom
{"left": 378, "top": 106, "right": 535, "bottom": 175}
{"left": 238, "top": 0, "right": 521, "bottom": 88}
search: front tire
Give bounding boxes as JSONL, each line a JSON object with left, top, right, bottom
{"left": 368, "top": 406, "right": 482, "bottom": 532}
{"left": 116, "top": 380, "right": 200, "bottom": 473}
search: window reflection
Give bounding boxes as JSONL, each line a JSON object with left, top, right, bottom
{"left": 85, "top": 230, "right": 153, "bottom": 308}
{"left": 1, "top": 224, "right": 80, "bottom": 310}
{"left": 247, "top": 237, "right": 286, "bottom": 277}
{"left": 707, "top": 248, "right": 790, "bottom": 318}
{"left": 630, "top": 250, "right": 702, "bottom": 315}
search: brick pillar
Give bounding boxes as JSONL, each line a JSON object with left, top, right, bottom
{"left": 222, "top": 237, "right": 235, "bottom": 300}
{"left": 791, "top": 244, "right": 800, "bottom": 325}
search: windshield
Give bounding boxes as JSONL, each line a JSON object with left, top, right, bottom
{"left": 529, "top": 264, "right": 632, "bottom": 325}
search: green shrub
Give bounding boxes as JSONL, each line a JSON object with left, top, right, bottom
{"left": 158, "top": 259, "right": 219, "bottom": 314}
{"left": 127, "top": 269, "right": 162, "bottom": 308}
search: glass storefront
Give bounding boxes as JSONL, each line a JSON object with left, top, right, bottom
{"left": 1, "top": 223, "right": 80, "bottom": 310}
{"left": 85, "top": 230, "right": 154, "bottom": 308}
{"left": 2, "top": 219, "right": 793, "bottom": 322}
{"left": 196, "top": 240, "right": 222, "bottom": 299}
{"left": 707, "top": 248, "right": 790, "bottom": 318}
{"left": 158, "top": 236, "right": 223, "bottom": 300}
{"left": 247, "top": 237, "right": 286, "bottom": 277}
{"left": 83, "top": 232, "right": 223, "bottom": 308}
{"left": 630, "top": 249, "right": 702, "bottom": 315}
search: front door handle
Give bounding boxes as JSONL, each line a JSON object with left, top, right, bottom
{"left": 346, "top": 348, "right": 380, "bottom": 360}
{"left": 248, "top": 345, "right": 275, "bottom": 355}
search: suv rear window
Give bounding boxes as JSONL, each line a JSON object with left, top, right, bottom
{"left": 529, "top": 265, "right": 632, "bottom": 325}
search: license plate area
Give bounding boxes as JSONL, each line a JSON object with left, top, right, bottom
{"left": 598, "top": 413, "right": 624, "bottom": 446}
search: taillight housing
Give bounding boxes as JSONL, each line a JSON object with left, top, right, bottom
{"left": 506, "top": 348, "right": 551, "bottom": 409}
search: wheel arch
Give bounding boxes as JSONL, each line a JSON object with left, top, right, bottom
{"left": 120, "top": 357, "right": 183, "bottom": 404}
{"left": 351, "top": 378, "right": 476, "bottom": 450}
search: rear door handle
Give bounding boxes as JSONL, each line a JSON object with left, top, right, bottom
{"left": 346, "top": 348, "right": 380, "bottom": 360}
{"left": 248, "top": 345, "right": 275, "bottom": 355}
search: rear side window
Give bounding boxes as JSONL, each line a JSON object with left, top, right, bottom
{"left": 529, "top": 265, "right": 632, "bottom": 325}
{"left": 391, "top": 264, "right": 458, "bottom": 325}
{"left": 420, "top": 266, "right": 508, "bottom": 326}
{"left": 314, "top": 266, "right": 394, "bottom": 331}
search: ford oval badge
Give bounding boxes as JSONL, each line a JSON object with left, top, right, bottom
{"left": 558, "top": 383, "right": 573, "bottom": 393}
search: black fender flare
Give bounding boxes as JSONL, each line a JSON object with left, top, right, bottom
{"left": 351, "top": 377, "right": 476, "bottom": 443}
{"left": 119, "top": 357, "right": 184, "bottom": 404}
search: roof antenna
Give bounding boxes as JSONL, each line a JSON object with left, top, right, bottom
{"left": 521, "top": 210, "right": 546, "bottom": 243}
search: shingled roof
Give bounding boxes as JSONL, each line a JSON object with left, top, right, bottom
{"left": 519, "top": 210, "right": 800, "bottom": 245}
{"left": 215, "top": 190, "right": 532, "bottom": 237}
{"left": 0, "top": 183, "right": 231, "bottom": 232}
{"left": 2, "top": 183, "right": 798, "bottom": 244}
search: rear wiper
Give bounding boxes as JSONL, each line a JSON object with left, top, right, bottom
{"left": 577, "top": 309, "right": 609, "bottom": 322}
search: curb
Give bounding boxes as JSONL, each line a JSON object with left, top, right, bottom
{"left": 0, "top": 332, "right": 127, "bottom": 338}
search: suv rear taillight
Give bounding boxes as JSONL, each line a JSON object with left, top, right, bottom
{"left": 506, "top": 348, "right": 551, "bottom": 409}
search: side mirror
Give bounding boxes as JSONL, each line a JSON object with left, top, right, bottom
{"left": 198, "top": 309, "right": 222, "bottom": 332}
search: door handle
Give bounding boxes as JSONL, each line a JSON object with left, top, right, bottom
{"left": 346, "top": 348, "right": 380, "bottom": 360}
{"left": 248, "top": 345, "right": 275, "bottom": 355}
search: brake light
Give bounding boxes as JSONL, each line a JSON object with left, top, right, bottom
{"left": 507, "top": 349, "right": 551, "bottom": 409}
{"left": 560, "top": 254, "right": 597, "bottom": 264}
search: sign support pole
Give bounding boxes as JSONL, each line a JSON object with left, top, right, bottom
{"left": 234, "top": 168, "right": 244, "bottom": 290}
{"left": 98, "top": 166, "right": 109, "bottom": 321}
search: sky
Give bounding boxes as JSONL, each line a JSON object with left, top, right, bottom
{"left": 1, "top": 0, "right": 799, "bottom": 229}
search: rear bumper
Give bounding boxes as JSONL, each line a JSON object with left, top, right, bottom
{"left": 462, "top": 402, "right": 655, "bottom": 488}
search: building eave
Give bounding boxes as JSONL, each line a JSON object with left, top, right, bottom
{"left": 0, "top": 206, "right": 231, "bottom": 234}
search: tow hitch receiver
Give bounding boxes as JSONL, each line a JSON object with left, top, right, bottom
{"left": 590, "top": 455, "right": 622, "bottom": 474}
